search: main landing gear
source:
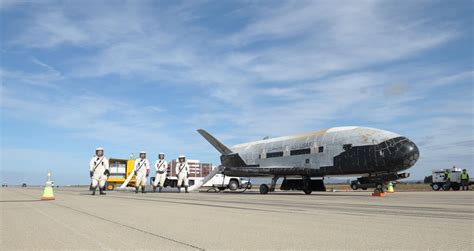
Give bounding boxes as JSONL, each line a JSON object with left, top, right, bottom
{"left": 259, "top": 176, "right": 279, "bottom": 194}
{"left": 302, "top": 177, "right": 313, "bottom": 195}
{"left": 375, "top": 183, "right": 386, "bottom": 193}
{"left": 259, "top": 176, "right": 319, "bottom": 195}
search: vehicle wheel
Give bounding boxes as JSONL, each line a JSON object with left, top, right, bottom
{"left": 362, "top": 188, "right": 367, "bottom": 190}
{"left": 107, "top": 183, "right": 115, "bottom": 191}
{"left": 303, "top": 188, "right": 312, "bottom": 195}
{"left": 431, "top": 183, "right": 440, "bottom": 191}
{"left": 452, "top": 183, "right": 460, "bottom": 191}
{"left": 351, "top": 183, "right": 358, "bottom": 190}
{"left": 259, "top": 184, "right": 269, "bottom": 194}
{"left": 442, "top": 184, "right": 450, "bottom": 191}
{"left": 246, "top": 183, "right": 252, "bottom": 190}
{"left": 228, "top": 180, "right": 239, "bottom": 191}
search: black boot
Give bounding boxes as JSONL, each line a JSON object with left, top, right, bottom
{"left": 177, "top": 187, "right": 181, "bottom": 193}
{"left": 91, "top": 187, "right": 96, "bottom": 195}
{"left": 159, "top": 187, "right": 162, "bottom": 193}
{"left": 141, "top": 186, "right": 146, "bottom": 193}
{"left": 153, "top": 186, "right": 157, "bottom": 192}
{"left": 99, "top": 187, "right": 106, "bottom": 195}
{"left": 185, "top": 186, "right": 189, "bottom": 193}
{"left": 135, "top": 187, "right": 139, "bottom": 194}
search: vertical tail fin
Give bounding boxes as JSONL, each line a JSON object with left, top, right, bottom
{"left": 197, "top": 129, "right": 233, "bottom": 155}
{"left": 197, "top": 129, "right": 248, "bottom": 167}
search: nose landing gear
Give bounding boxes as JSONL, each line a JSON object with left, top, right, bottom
{"left": 259, "top": 184, "right": 269, "bottom": 194}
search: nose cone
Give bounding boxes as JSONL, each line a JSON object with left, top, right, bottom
{"left": 399, "top": 139, "right": 419, "bottom": 168}
{"left": 380, "top": 136, "right": 419, "bottom": 172}
{"left": 387, "top": 137, "right": 420, "bottom": 170}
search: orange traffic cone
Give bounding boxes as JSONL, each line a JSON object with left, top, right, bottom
{"left": 41, "top": 171, "right": 55, "bottom": 200}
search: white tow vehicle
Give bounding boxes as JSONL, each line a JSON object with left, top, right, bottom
{"left": 431, "top": 167, "right": 462, "bottom": 191}
{"left": 204, "top": 174, "right": 252, "bottom": 191}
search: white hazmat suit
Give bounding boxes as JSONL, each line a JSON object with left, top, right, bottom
{"left": 89, "top": 155, "right": 109, "bottom": 192}
{"left": 153, "top": 159, "right": 168, "bottom": 191}
{"left": 176, "top": 160, "right": 190, "bottom": 192}
{"left": 134, "top": 158, "right": 150, "bottom": 188}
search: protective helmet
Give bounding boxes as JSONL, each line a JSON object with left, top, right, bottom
{"left": 158, "top": 152, "right": 165, "bottom": 159}
{"left": 139, "top": 151, "right": 146, "bottom": 158}
{"left": 178, "top": 155, "right": 186, "bottom": 162}
{"left": 96, "top": 147, "right": 104, "bottom": 156}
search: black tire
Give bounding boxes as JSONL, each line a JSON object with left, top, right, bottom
{"left": 441, "top": 184, "right": 450, "bottom": 191}
{"left": 303, "top": 188, "right": 312, "bottom": 195}
{"left": 431, "top": 183, "right": 441, "bottom": 191}
{"left": 228, "top": 179, "right": 239, "bottom": 191}
{"left": 107, "top": 183, "right": 115, "bottom": 191}
{"left": 259, "top": 184, "right": 269, "bottom": 194}
{"left": 351, "top": 183, "right": 358, "bottom": 190}
{"left": 442, "top": 184, "right": 450, "bottom": 191}
{"left": 170, "top": 180, "right": 177, "bottom": 188}
{"left": 452, "top": 183, "right": 460, "bottom": 191}
{"left": 362, "top": 188, "right": 368, "bottom": 190}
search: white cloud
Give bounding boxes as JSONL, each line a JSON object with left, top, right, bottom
{"left": 0, "top": 60, "right": 62, "bottom": 88}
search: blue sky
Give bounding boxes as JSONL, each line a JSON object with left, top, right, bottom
{"left": 1, "top": 0, "right": 472, "bottom": 185}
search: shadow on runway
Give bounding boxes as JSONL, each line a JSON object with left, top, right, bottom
{"left": 201, "top": 191, "right": 369, "bottom": 197}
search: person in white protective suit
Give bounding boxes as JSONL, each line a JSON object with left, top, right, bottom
{"left": 134, "top": 151, "right": 150, "bottom": 193}
{"left": 153, "top": 153, "right": 168, "bottom": 193}
{"left": 175, "top": 155, "right": 190, "bottom": 193}
{"left": 89, "top": 147, "right": 110, "bottom": 195}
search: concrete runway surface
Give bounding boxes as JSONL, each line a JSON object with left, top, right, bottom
{"left": 1, "top": 187, "right": 473, "bottom": 250}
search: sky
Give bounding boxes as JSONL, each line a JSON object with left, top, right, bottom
{"left": 0, "top": 0, "right": 473, "bottom": 185}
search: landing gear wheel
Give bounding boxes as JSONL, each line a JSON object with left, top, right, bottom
{"left": 375, "top": 183, "right": 385, "bottom": 192}
{"left": 107, "top": 183, "right": 114, "bottom": 191}
{"left": 351, "top": 183, "right": 358, "bottom": 190}
{"left": 303, "top": 188, "right": 312, "bottom": 195}
{"left": 228, "top": 180, "right": 239, "bottom": 191}
{"left": 259, "top": 184, "right": 269, "bottom": 194}
{"left": 431, "top": 183, "right": 440, "bottom": 191}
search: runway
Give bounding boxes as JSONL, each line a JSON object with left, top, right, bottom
{"left": 1, "top": 187, "right": 473, "bottom": 250}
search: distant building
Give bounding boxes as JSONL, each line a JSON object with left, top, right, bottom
{"left": 167, "top": 159, "right": 212, "bottom": 178}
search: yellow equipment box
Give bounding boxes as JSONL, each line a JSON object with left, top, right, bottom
{"left": 106, "top": 158, "right": 135, "bottom": 190}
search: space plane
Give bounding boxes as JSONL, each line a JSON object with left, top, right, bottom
{"left": 197, "top": 126, "right": 419, "bottom": 194}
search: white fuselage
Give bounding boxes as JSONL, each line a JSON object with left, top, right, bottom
{"left": 231, "top": 127, "right": 400, "bottom": 171}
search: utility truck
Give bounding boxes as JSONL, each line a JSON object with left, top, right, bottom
{"left": 431, "top": 167, "right": 462, "bottom": 191}
{"left": 203, "top": 173, "right": 252, "bottom": 191}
